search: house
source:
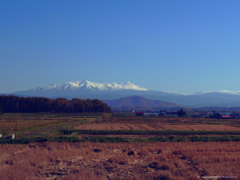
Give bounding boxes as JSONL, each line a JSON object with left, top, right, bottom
{"left": 214, "top": 112, "right": 231, "bottom": 119}
{"left": 221, "top": 115, "right": 231, "bottom": 119}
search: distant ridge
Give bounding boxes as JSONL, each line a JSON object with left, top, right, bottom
{"left": 102, "top": 96, "right": 181, "bottom": 109}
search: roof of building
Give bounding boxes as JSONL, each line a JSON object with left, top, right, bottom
{"left": 221, "top": 115, "right": 231, "bottom": 118}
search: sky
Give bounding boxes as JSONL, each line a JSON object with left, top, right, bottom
{"left": 1, "top": 0, "right": 240, "bottom": 94}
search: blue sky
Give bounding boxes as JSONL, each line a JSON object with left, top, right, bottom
{"left": 1, "top": 0, "right": 240, "bottom": 94}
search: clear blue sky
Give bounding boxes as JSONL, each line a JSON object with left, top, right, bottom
{"left": 1, "top": 0, "right": 240, "bottom": 94}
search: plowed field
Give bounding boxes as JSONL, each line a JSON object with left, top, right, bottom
{"left": 75, "top": 123, "right": 240, "bottom": 131}
{"left": 74, "top": 123, "right": 160, "bottom": 130}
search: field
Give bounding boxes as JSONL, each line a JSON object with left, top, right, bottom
{"left": 0, "top": 142, "right": 239, "bottom": 180}
{"left": 74, "top": 123, "right": 159, "bottom": 130}
{"left": 0, "top": 113, "right": 99, "bottom": 138}
{"left": 74, "top": 123, "right": 240, "bottom": 131}
{"left": 1, "top": 113, "right": 240, "bottom": 179}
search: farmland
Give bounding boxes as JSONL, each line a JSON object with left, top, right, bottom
{"left": 74, "top": 123, "right": 240, "bottom": 131}
{"left": 0, "top": 142, "right": 240, "bottom": 180}
{"left": 74, "top": 123, "right": 159, "bottom": 130}
{"left": 1, "top": 113, "right": 240, "bottom": 179}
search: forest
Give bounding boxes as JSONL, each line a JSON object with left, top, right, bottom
{"left": 0, "top": 95, "right": 111, "bottom": 113}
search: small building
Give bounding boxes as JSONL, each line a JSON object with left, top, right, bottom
{"left": 221, "top": 115, "right": 231, "bottom": 119}
{"left": 214, "top": 112, "right": 231, "bottom": 119}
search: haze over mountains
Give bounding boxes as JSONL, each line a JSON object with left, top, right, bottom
{"left": 7, "top": 80, "right": 240, "bottom": 108}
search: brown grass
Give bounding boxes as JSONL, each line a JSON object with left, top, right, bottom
{"left": 0, "top": 142, "right": 240, "bottom": 180}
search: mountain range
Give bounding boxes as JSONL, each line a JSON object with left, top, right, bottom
{"left": 103, "top": 96, "right": 181, "bottom": 110}
{"left": 7, "top": 80, "right": 240, "bottom": 108}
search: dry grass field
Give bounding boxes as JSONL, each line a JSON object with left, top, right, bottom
{"left": 74, "top": 123, "right": 240, "bottom": 132}
{"left": 1, "top": 114, "right": 240, "bottom": 179}
{"left": 0, "top": 142, "right": 240, "bottom": 180}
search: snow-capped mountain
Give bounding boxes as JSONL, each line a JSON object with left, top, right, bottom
{"left": 35, "top": 81, "right": 148, "bottom": 91}
{"left": 12, "top": 80, "right": 240, "bottom": 96}
{"left": 10, "top": 81, "right": 240, "bottom": 107}
{"left": 12, "top": 81, "right": 148, "bottom": 96}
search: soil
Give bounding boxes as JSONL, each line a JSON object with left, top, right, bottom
{"left": 74, "top": 123, "right": 162, "bottom": 130}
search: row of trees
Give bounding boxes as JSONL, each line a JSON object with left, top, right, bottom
{"left": 177, "top": 109, "right": 186, "bottom": 117}
{"left": 0, "top": 103, "right": 2, "bottom": 114}
{"left": 0, "top": 95, "right": 112, "bottom": 113}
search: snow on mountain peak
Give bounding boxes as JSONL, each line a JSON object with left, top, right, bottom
{"left": 27, "top": 81, "right": 240, "bottom": 95}
{"left": 38, "top": 81, "right": 148, "bottom": 91}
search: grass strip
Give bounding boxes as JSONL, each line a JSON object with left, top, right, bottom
{"left": 61, "top": 129, "right": 240, "bottom": 135}
{"left": 1, "top": 135, "right": 240, "bottom": 144}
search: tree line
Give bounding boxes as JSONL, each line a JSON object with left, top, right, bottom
{"left": 0, "top": 95, "right": 111, "bottom": 113}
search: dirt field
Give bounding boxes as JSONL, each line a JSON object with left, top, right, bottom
{"left": 74, "top": 123, "right": 240, "bottom": 131}
{"left": 158, "top": 124, "right": 240, "bottom": 131}
{"left": 0, "top": 142, "right": 240, "bottom": 180}
{"left": 74, "top": 123, "right": 160, "bottom": 130}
